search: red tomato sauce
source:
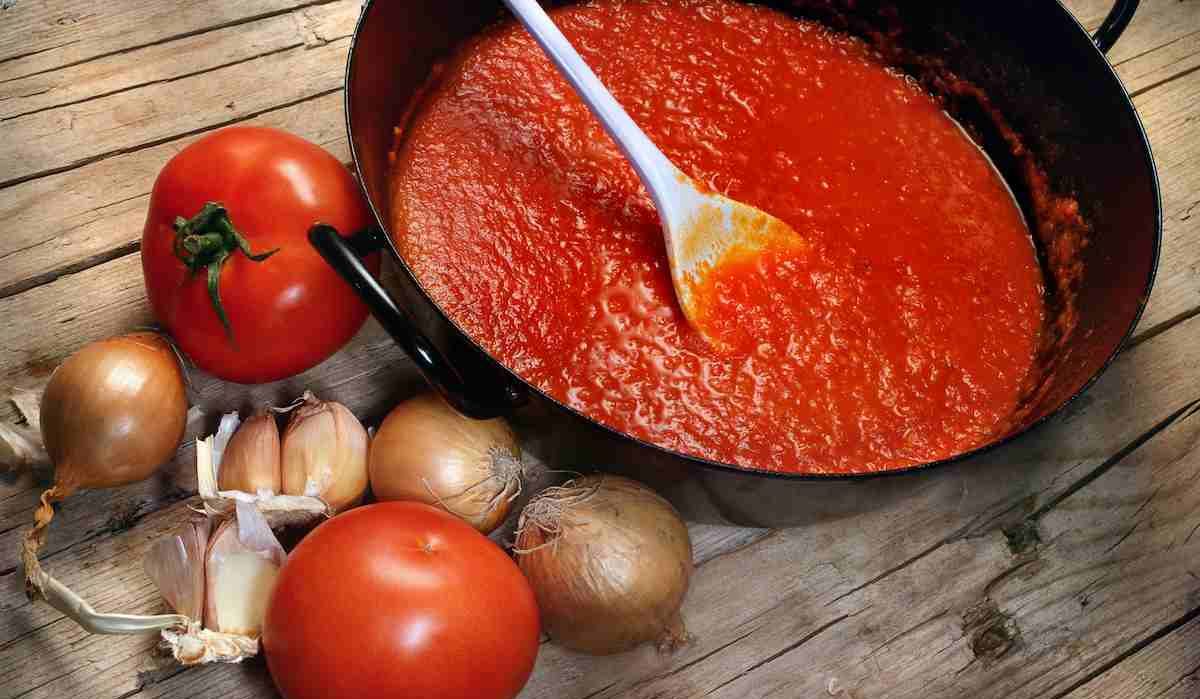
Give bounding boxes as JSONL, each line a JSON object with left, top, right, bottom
{"left": 389, "top": 0, "right": 1045, "bottom": 473}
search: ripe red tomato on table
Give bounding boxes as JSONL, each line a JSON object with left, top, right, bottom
{"left": 263, "top": 502, "right": 541, "bottom": 699}
{"left": 140, "top": 126, "right": 379, "bottom": 384}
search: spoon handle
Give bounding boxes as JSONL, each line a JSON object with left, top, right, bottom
{"left": 502, "top": 0, "right": 679, "bottom": 215}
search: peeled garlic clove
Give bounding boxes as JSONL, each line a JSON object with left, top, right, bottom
{"left": 280, "top": 393, "right": 368, "bottom": 513}
{"left": 203, "top": 503, "right": 286, "bottom": 637}
{"left": 218, "top": 410, "right": 281, "bottom": 495}
{"left": 144, "top": 515, "right": 211, "bottom": 620}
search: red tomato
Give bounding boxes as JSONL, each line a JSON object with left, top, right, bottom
{"left": 263, "top": 502, "right": 540, "bottom": 699}
{"left": 140, "top": 126, "right": 379, "bottom": 384}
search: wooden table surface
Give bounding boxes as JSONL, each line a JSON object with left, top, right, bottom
{"left": 2, "top": 1, "right": 1200, "bottom": 697}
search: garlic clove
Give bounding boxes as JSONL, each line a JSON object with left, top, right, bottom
{"left": 196, "top": 418, "right": 330, "bottom": 528}
{"left": 144, "top": 515, "right": 211, "bottom": 621}
{"left": 217, "top": 410, "right": 281, "bottom": 495}
{"left": 203, "top": 503, "right": 286, "bottom": 637}
{"left": 280, "top": 393, "right": 368, "bottom": 513}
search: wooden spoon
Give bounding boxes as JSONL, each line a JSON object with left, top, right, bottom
{"left": 502, "top": 0, "right": 802, "bottom": 345}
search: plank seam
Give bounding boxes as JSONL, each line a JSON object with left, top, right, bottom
{"left": 1, "top": 42, "right": 307, "bottom": 122}
{"left": 0, "top": 241, "right": 141, "bottom": 301}
{"left": 0, "top": 39, "right": 82, "bottom": 71}
{"left": 1131, "top": 60, "right": 1200, "bottom": 99}
{"left": 1113, "top": 28, "right": 1200, "bottom": 69}
{"left": 0, "top": 86, "right": 344, "bottom": 191}
{"left": 1047, "top": 606, "right": 1200, "bottom": 699}
{"left": 1129, "top": 305, "right": 1200, "bottom": 350}
{"left": 1030, "top": 398, "right": 1200, "bottom": 521}
{"left": 0, "top": 0, "right": 343, "bottom": 84}
{"left": 112, "top": 665, "right": 190, "bottom": 699}
{"left": 701, "top": 608, "right": 868, "bottom": 697}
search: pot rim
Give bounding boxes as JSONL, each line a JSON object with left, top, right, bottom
{"left": 342, "top": 0, "right": 1162, "bottom": 483}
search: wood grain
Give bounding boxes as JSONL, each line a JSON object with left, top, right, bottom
{"left": 1128, "top": 68, "right": 1200, "bottom": 340}
{"left": 1069, "top": 0, "right": 1200, "bottom": 90}
{"left": 0, "top": 0, "right": 329, "bottom": 79}
{"left": 0, "top": 32, "right": 352, "bottom": 188}
{"left": 1066, "top": 615, "right": 1200, "bottom": 698}
{"left": 0, "top": 2, "right": 359, "bottom": 121}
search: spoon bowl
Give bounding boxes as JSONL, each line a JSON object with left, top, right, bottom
{"left": 501, "top": 0, "right": 803, "bottom": 345}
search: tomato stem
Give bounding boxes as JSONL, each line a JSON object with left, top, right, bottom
{"left": 173, "top": 202, "right": 280, "bottom": 341}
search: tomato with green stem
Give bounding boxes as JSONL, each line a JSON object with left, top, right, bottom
{"left": 141, "top": 126, "right": 379, "bottom": 384}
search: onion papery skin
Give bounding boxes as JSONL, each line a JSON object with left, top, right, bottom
{"left": 516, "top": 474, "right": 693, "bottom": 655}
{"left": 369, "top": 394, "right": 523, "bottom": 533}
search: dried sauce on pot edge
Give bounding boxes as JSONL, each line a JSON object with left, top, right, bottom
{"left": 388, "top": 0, "right": 1053, "bottom": 473}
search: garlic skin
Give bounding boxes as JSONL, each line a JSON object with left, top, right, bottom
{"left": 163, "top": 621, "right": 259, "bottom": 665}
{"left": 280, "top": 394, "right": 368, "bottom": 513}
{"left": 144, "top": 515, "right": 211, "bottom": 621}
{"left": 217, "top": 410, "right": 281, "bottom": 495}
{"left": 203, "top": 503, "right": 286, "bottom": 637}
{"left": 1, "top": 385, "right": 49, "bottom": 471}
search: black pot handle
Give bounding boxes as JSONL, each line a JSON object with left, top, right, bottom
{"left": 308, "top": 224, "right": 526, "bottom": 419}
{"left": 1093, "top": 0, "right": 1139, "bottom": 53}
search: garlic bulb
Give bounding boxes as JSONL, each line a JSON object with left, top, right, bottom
{"left": 203, "top": 502, "right": 286, "bottom": 637}
{"left": 217, "top": 410, "right": 281, "bottom": 495}
{"left": 280, "top": 392, "right": 368, "bottom": 513}
{"left": 34, "top": 502, "right": 284, "bottom": 668}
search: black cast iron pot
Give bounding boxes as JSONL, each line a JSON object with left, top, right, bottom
{"left": 311, "top": 0, "right": 1160, "bottom": 526}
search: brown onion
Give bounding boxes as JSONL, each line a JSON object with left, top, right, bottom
{"left": 369, "top": 393, "right": 524, "bottom": 534}
{"left": 22, "top": 332, "right": 188, "bottom": 599}
{"left": 515, "top": 474, "right": 693, "bottom": 655}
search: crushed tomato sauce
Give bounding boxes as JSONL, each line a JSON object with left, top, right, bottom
{"left": 389, "top": 0, "right": 1046, "bottom": 473}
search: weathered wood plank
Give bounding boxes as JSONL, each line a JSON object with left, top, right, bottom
{"left": 1128, "top": 32, "right": 1200, "bottom": 97}
{"left": 1128, "top": 68, "right": 1200, "bottom": 340}
{"left": 1066, "top": 615, "right": 1200, "bottom": 699}
{"left": 1066, "top": 0, "right": 1200, "bottom": 92}
{"left": 0, "top": 4, "right": 354, "bottom": 300}
{"left": 0, "top": 1, "right": 359, "bottom": 121}
{"left": 0, "top": 34, "right": 352, "bottom": 189}
{"left": 0, "top": 0, "right": 328, "bottom": 80}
